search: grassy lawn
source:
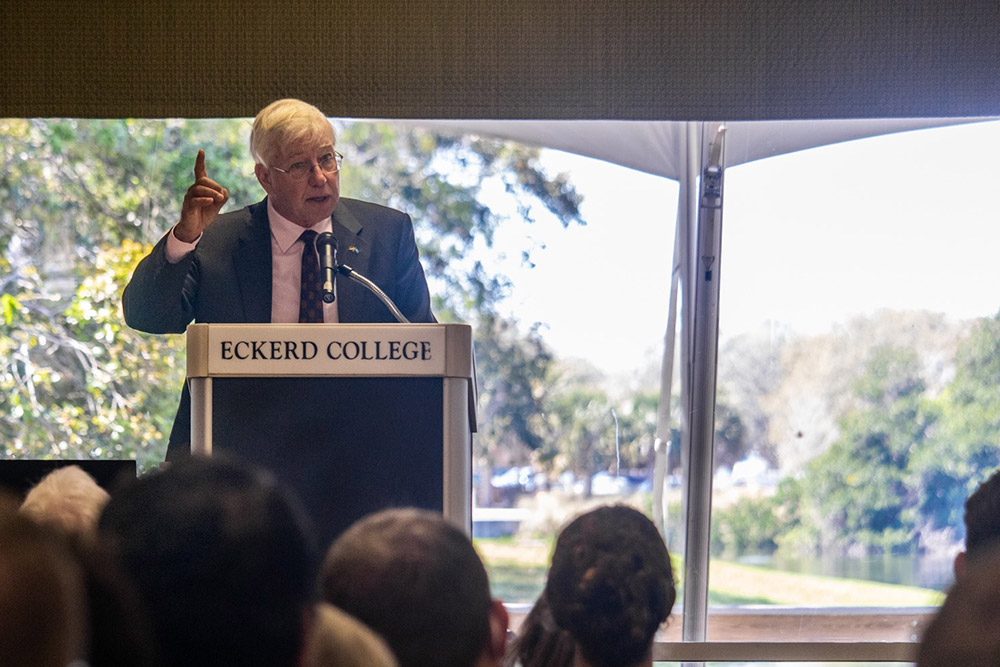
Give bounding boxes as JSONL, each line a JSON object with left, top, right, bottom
{"left": 708, "top": 559, "right": 943, "bottom": 607}
{"left": 476, "top": 537, "right": 944, "bottom": 607}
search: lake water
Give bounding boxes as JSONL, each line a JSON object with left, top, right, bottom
{"left": 735, "top": 552, "right": 956, "bottom": 592}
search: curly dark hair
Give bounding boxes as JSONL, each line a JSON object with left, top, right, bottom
{"left": 964, "top": 469, "right": 1000, "bottom": 560}
{"left": 503, "top": 593, "right": 574, "bottom": 667}
{"left": 544, "top": 505, "right": 675, "bottom": 667}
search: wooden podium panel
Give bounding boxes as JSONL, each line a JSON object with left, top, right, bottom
{"left": 186, "top": 323, "right": 475, "bottom": 550}
{"left": 211, "top": 376, "right": 444, "bottom": 549}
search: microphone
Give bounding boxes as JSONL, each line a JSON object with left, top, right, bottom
{"left": 316, "top": 232, "right": 337, "bottom": 303}
{"left": 336, "top": 263, "right": 410, "bottom": 323}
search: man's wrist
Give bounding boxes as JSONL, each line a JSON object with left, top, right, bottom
{"left": 165, "top": 224, "right": 201, "bottom": 264}
{"left": 173, "top": 221, "right": 202, "bottom": 243}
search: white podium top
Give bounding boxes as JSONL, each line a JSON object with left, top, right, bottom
{"left": 186, "top": 323, "right": 474, "bottom": 379}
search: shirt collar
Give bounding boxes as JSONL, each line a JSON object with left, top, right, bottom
{"left": 267, "top": 198, "right": 333, "bottom": 252}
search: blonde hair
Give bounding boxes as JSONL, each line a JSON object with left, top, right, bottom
{"left": 20, "top": 465, "right": 110, "bottom": 538}
{"left": 304, "top": 603, "right": 399, "bottom": 667}
{"left": 250, "top": 98, "right": 336, "bottom": 167}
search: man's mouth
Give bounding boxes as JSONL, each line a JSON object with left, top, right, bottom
{"left": 306, "top": 195, "right": 330, "bottom": 204}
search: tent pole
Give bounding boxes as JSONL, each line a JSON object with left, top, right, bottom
{"left": 652, "top": 200, "right": 683, "bottom": 540}
{"left": 677, "top": 121, "right": 697, "bottom": 571}
{"left": 682, "top": 122, "right": 726, "bottom": 649}
{"left": 677, "top": 121, "right": 697, "bottom": 653}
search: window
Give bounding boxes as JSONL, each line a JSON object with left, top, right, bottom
{"left": 6, "top": 117, "right": 996, "bottom": 664}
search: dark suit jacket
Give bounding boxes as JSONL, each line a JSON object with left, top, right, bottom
{"left": 122, "top": 197, "right": 435, "bottom": 459}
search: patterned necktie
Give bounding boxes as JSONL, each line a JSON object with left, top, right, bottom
{"left": 298, "top": 230, "right": 323, "bottom": 323}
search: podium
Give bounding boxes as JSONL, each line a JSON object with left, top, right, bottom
{"left": 185, "top": 323, "right": 476, "bottom": 549}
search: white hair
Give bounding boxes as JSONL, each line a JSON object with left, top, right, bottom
{"left": 250, "top": 98, "right": 336, "bottom": 167}
{"left": 20, "top": 465, "right": 110, "bottom": 537}
{"left": 303, "top": 603, "right": 399, "bottom": 667}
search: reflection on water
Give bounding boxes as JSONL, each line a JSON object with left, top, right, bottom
{"left": 736, "top": 552, "right": 955, "bottom": 592}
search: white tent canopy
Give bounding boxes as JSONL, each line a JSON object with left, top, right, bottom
{"left": 391, "top": 116, "right": 992, "bottom": 641}
{"left": 397, "top": 117, "right": 981, "bottom": 179}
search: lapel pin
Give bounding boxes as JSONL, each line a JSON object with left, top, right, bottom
{"left": 348, "top": 246, "right": 360, "bottom": 255}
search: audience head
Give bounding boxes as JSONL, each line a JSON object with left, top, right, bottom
{"left": 956, "top": 468, "right": 1000, "bottom": 577}
{"left": 20, "top": 465, "right": 110, "bottom": 539}
{"left": 74, "top": 537, "right": 164, "bottom": 667}
{"left": 502, "top": 593, "right": 574, "bottom": 667}
{"left": 320, "top": 507, "right": 508, "bottom": 667}
{"left": 918, "top": 545, "right": 1000, "bottom": 666}
{"left": 544, "top": 505, "right": 675, "bottom": 667}
{"left": 304, "top": 602, "right": 399, "bottom": 667}
{"left": 0, "top": 507, "right": 88, "bottom": 667}
{"left": 98, "top": 455, "right": 318, "bottom": 667}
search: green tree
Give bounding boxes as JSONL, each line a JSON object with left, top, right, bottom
{"left": 0, "top": 117, "right": 257, "bottom": 470}
{"left": 714, "top": 396, "right": 749, "bottom": 472}
{"left": 1, "top": 238, "right": 185, "bottom": 471}
{"left": 717, "top": 326, "right": 787, "bottom": 466}
{"left": 711, "top": 494, "right": 782, "bottom": 556}
{"left": 471, "top": 313, "right": 555, "bottom": 503}
{"left": 1, "top": 118, "right": 584, "bottom": 468}
{"left": 338, "top": 122, "right": 583, "bottom": 319}
{"left": 614, "top": 390, "right": 661, "bottom": 472}
{"left": 541, "top": 376, "right": 615, "bottom": 497}
{"left": 772, "top": 475, "right": 823, "bottom": 555}
{"left": 795, "top": 346, "right": 937, "bottom": 554}
{"left": 914, "top": 313, "right": 1000, "bottom": 534}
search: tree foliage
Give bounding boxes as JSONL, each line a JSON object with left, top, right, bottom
{"left": 1, "top": 118, "right": 584, "bottom": 471}
{"left": 913, "top": 314, "right": 1000, "bottom": 535}
{"left": 804, "top": 346, "right": 935, "bottom": 553}
{"left": 714, "top": 315, "right": 1000, "bottom": 557}
{"left": 1, "top": 239, "right": 187, "bottom": 471}
{"left": 0, "top": 118, "right": 256, "bottom": 469}
{"left": 9, "top": 115, "right": 1000, "bottom": 559}
{"left": 760, "top": 329, "right": 1000, "bottom": 556}
{"left": 338, "top": 122, "right": 583, "bottom": 319}
{"left": 711, "top": 494, "right": 781, "bottom": 556}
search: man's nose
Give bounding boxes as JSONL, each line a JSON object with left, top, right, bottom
{"left": 308, "top": 164, "right": 327, "bottom": 185}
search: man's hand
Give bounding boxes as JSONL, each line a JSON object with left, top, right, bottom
{"left": 175, "top": 150, "right": 229, "bottom": 243}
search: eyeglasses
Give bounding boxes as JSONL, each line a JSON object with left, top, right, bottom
{"left": 270, "top": 151, "right": 343, "bottom": 180}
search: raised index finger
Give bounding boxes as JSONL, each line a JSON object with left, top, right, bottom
{"left": 193, "top": 149, "right": 207, "bottom": 180}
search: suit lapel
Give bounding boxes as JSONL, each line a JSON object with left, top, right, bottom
{"left": 235, "top": 201, "right": 273, "bottom": 323}
{"left": 331, "top": 200, "right": 369, "bottom": 322}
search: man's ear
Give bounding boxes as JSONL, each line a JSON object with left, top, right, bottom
{"left": 255, "top": 163, "right": 273, "bottom": 194}
{"left": 954, "top": 550, "right": 967, "bottom": 579}
{"left": 487, "top": 599, "right": 510, "bottom": 662}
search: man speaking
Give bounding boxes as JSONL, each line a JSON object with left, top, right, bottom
{"left": 123, "top": 99, "right": 435, "bottom": 461}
